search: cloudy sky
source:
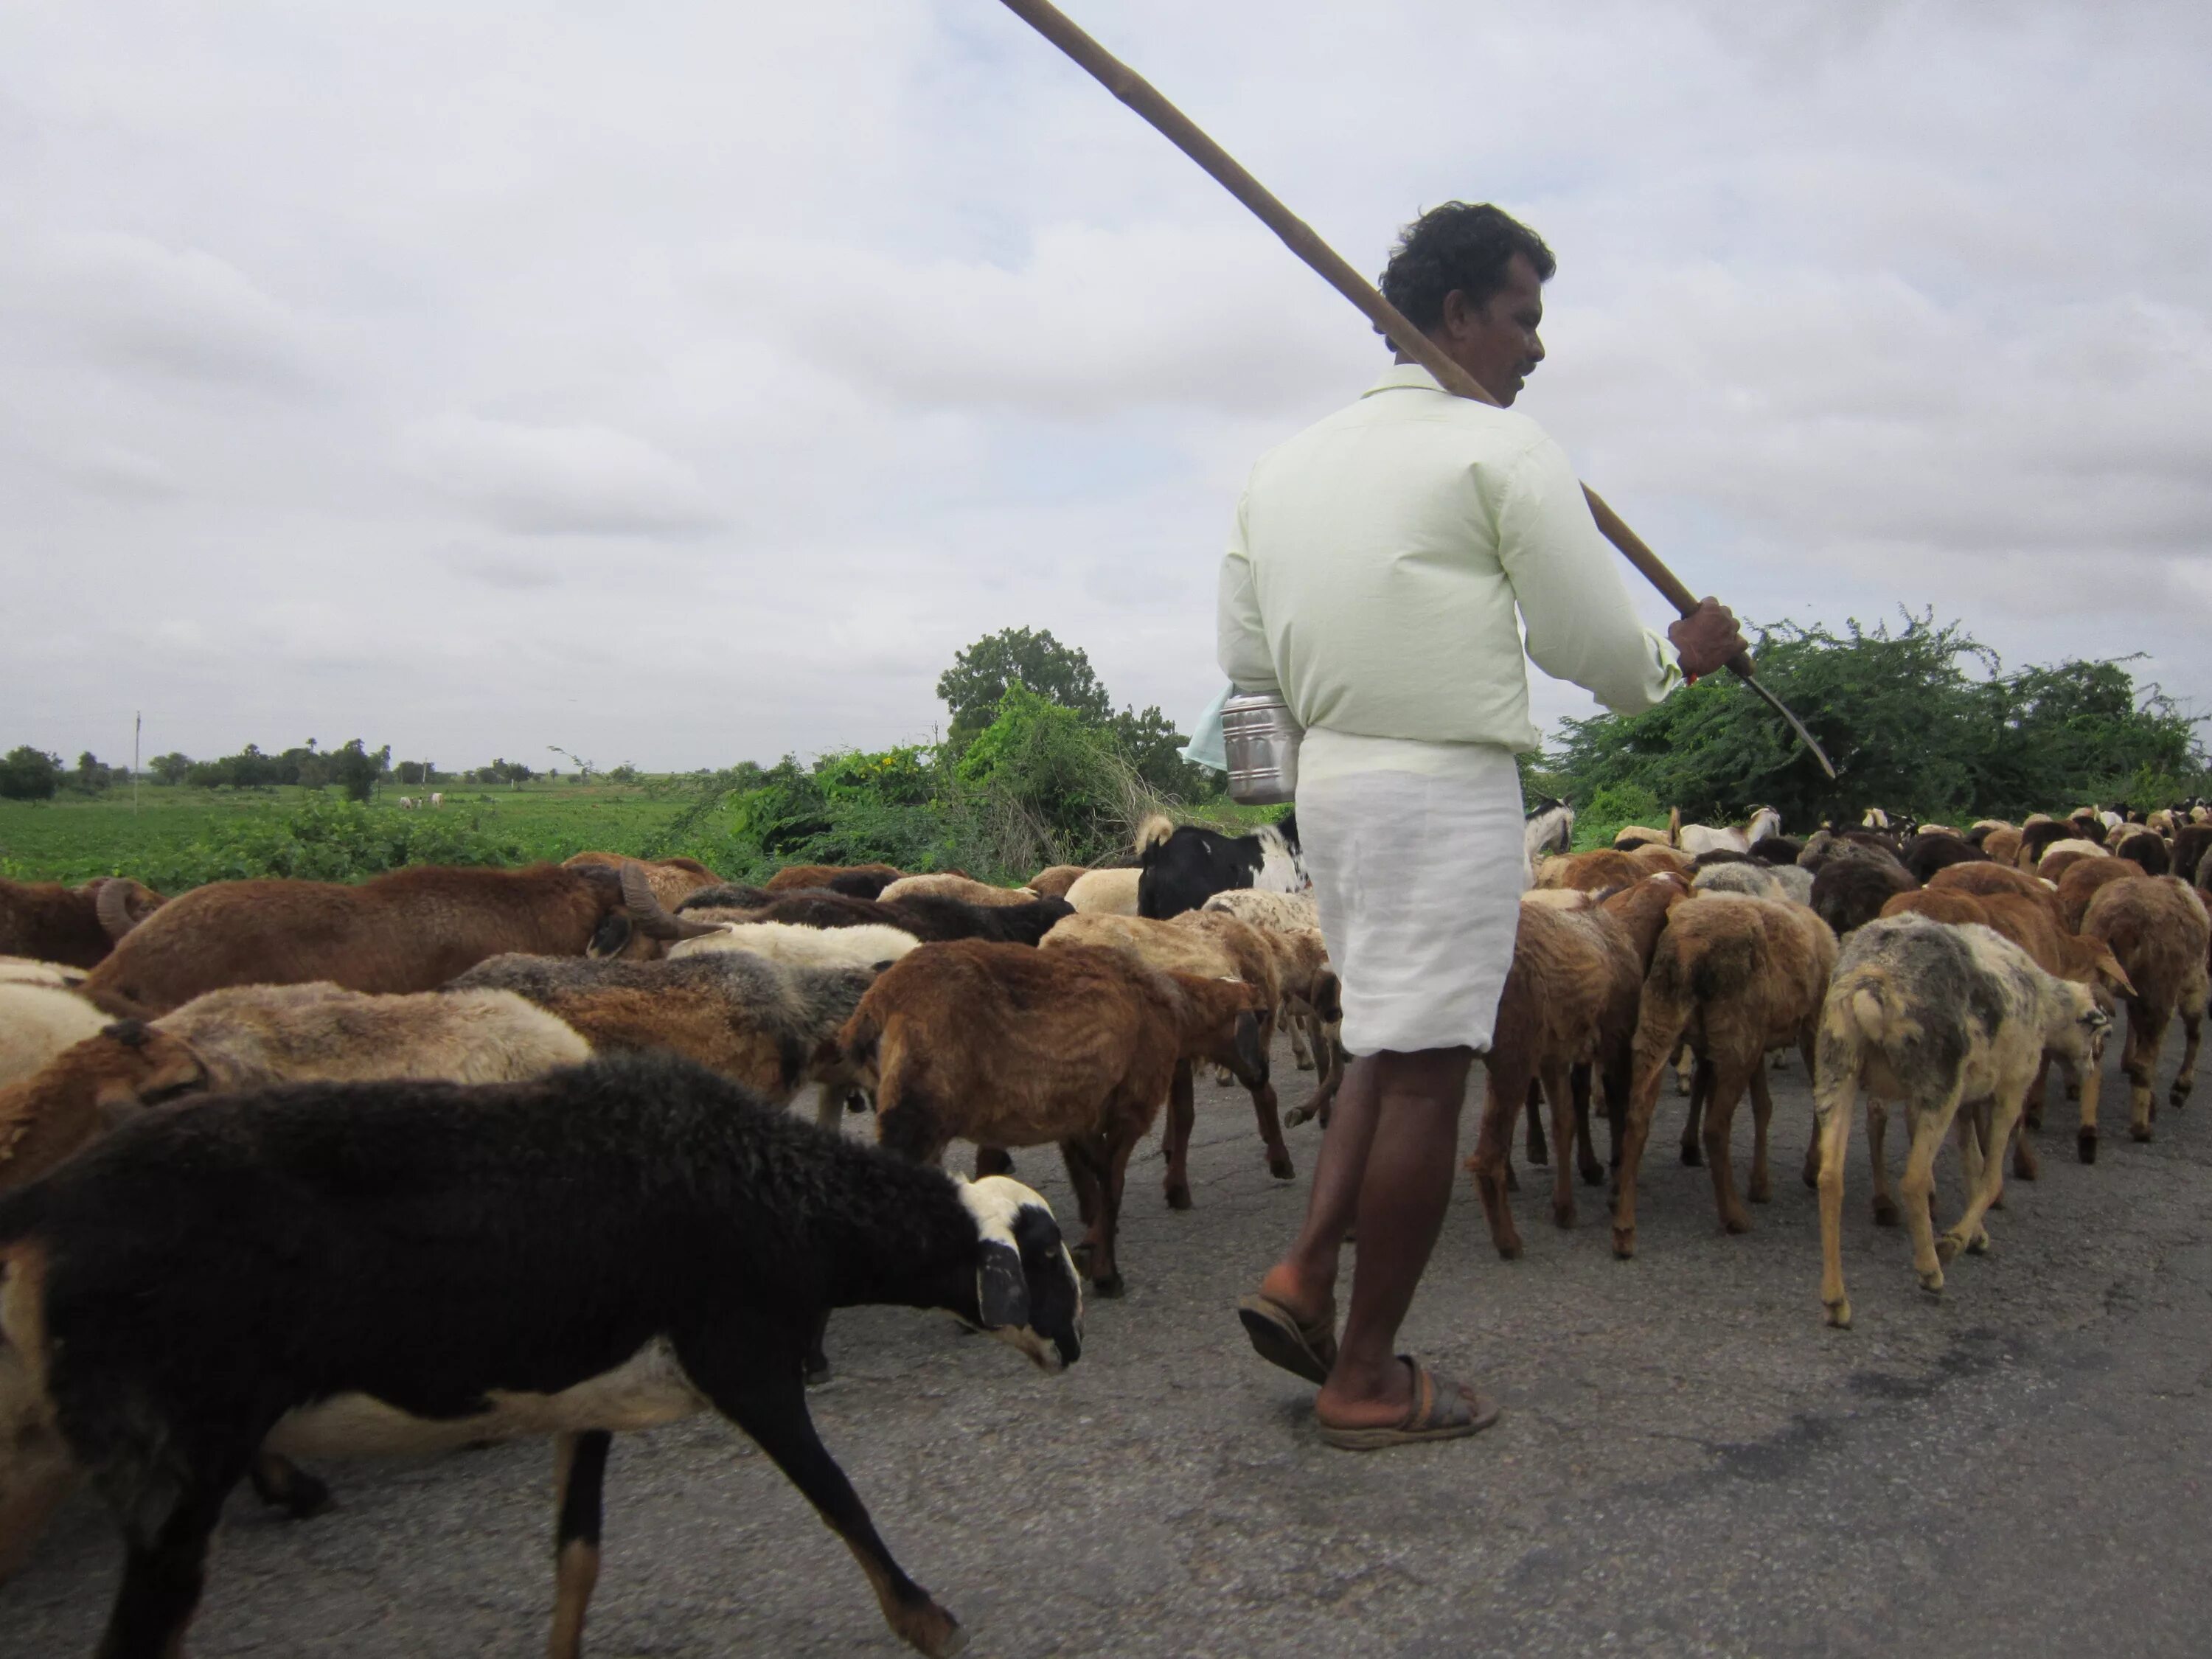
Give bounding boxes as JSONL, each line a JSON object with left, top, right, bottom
{"left": 5, "top": 1, "right": 2209, "bottom": 773}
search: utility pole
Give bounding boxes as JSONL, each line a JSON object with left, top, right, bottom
{"left": 133, "top": 711, "right": 142, "bottom": 815}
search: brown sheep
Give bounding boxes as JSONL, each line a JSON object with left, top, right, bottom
{"left": 0, "top": 877, "right": 164, "bottom": 970}
{"left": 2081, "top": 876, "right": 2212, "bottom": 1152}
{"left": 76, "top": 861, "right": 719, "bottom": 1015}
{"left": 0, "top": 983, "right": 590, "bottom": 1194}
{"left": 2114, "top": 830, "right": 2171, "bottom": 876}
{"left": 1811, "top": 856, "right": 1916, "bottom": 937}
{"left": 1927, "top": 860, "right": 2067, "bottom": 929}
{"left": 2015, "top": 819, "right": 2078, "bottom": 871}
{"left": 1624, "top": 843, "right": 1695, "bottom": 877}
{"left": 878, "top": 874, "right": 1040, "bottom": 908}
{"left": 1027, "top": 865, "right": 1091, "bottom": 900}
{"left": 1043, "top": 910, "right": 1291, "bottom": 1200}
{"left": 1464, "top": 895, "right": 1644, "bottom": 1256}
{"left": 2034, "top": 841, "right": 2107, "bottom": 884}
{"left": 1980, "top": 826, "right": 2024, "bottom": 867}
{"left": 764, "top": 863, "right": 905, "bottom": 898}
{"left": 1532, "top": 849, "right": 1649, "bottom": 893}
{"left": 1610, "top": 894, "right": 1837, "bottom": 1256}
{"left": 2059, "top": 857, "right": 2143, "bottom": 932}
{"left": 842, "top": 940, "right": 1267, "bottom": 1296}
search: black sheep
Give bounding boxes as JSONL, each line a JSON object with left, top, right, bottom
{"left": 1135, "top": 812, "right": 1304, "bottom": 920}
{"left": 0, "top": 1053, "right": 1081, "bottom": 1658}
{"left": 1812, "top": 856, "right": 1918, "bottom": 936}
{"left": 1901, "top": 832, "right": 1990, "bottom": 884}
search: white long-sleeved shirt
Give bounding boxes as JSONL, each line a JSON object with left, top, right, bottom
{"left": 1216, "top": 363, "right": 1680, "bottom": 754}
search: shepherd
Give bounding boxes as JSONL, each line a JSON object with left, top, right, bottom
{"left": 1228, "top": 204, "right": 1748, "bottom": 1448}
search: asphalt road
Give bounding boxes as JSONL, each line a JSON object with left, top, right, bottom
{"left": 7, "top": 1026, "right": 2212, "bottom": 1658}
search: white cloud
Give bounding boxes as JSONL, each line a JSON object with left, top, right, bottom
{"left": 400, "top": 414, "right": 723, "bottom": 538}
{"left": 1, "top": 0, "right": 2210, "bottom": 769}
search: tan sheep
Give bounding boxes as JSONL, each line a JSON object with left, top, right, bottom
{"left": 1611, "top": 894, "right": 1837, "bottom": 1256}
{"left": 2080, "top": 876, "right": 2212, "bottom": 1151}
{"left": 1064, "top": 868, "right": 1141, "bottom": 915}
{"left": 0, "top": 983, "right": 110, "bottom": 1088}
{"left": 877, "top": 874, "right": 1041, "bottom": 908}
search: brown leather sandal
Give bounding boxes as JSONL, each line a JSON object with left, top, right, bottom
{"left": 1236, "top": 1292, "right": 1338, "bottom": 1386}
{"left": 1316, "top": 1358, "right": 1502, "bottom": 1451}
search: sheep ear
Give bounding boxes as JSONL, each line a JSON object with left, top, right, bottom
{"left": 588, "top": 914, "right": 633, "bottom": 958}
{"left": 976, "top": 1240, "right": 1029, "bottom": 1329}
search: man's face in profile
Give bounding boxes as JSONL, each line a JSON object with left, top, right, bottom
{"left": 1442, "top": 252, "right": 1548, "bottom": 406}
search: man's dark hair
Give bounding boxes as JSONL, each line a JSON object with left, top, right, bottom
{"left": 1380, "top": 203, "right": 1556, "bottom": 333}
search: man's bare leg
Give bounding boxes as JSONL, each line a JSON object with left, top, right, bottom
{"left": 1258, "top": 1048, "right": 1474, "bottom": 1425}
{"left": 1257, "top": 1054, "right": 1384, "bottom": 1321}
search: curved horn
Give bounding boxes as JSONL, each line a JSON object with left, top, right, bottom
{"left": 95, "top": 877, "right": 143, "bottom": 940}
{"left": 619, "top": 861, "right": 723, "bottom": 941}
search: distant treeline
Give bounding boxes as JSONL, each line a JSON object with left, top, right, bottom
{"left": 0, "top": 741, "right": 557, "bottom": 801}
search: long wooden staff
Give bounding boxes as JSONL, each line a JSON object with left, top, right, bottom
{"left": 994, "top": 0, "right": 1837, "bottom": 779}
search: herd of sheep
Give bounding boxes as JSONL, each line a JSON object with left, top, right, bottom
{"left": 0, "top": 797, "right": 2206, "bottom": 1654}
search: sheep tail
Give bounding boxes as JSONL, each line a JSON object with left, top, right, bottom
{"left": 1135, "top": 814, "right": 1176, "bottom": 858}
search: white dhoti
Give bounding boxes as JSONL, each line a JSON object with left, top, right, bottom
{"left": 1295, "top": 729, "right": 1527, "bottom": 1057}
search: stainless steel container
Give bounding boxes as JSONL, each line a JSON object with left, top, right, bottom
{"left": 1221, "top": 690, "right": 1303, "bottom": 807}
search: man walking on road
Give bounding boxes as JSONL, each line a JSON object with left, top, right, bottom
{"left": 1222, "top": 203, "right": 1747, "bottom": 1447}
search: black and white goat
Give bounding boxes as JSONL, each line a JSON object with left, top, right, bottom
{"left": 1135, "top": 812, "right": 1306, "bottom": 920}
{"left": 0, "top": 1053, "right": 1081, "bottom": 1658}
{"left": 1523, "top": 795, "right": 1576, "bottom": 877}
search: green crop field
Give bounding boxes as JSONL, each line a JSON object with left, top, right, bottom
{"left": 0, "top": 781, "right": 695, "bottom": 888}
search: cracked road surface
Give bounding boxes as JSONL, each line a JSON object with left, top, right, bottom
{"left": 7, "top": 1029, "right": 2212, "bottom": 1657}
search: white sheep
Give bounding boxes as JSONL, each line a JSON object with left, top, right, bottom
{"left": 667, "top": 919, "right": 922, "bottom": 971}
{"left": 0, "top": 982, "right": 111, "bottom": 1088}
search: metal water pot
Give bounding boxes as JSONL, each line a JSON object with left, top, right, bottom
{"left": 1221, "top": 690, "right": 1303, "bottom": 807}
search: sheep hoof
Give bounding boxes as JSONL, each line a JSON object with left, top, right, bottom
{"left": 1069, "top": 1241, "right": 1094, "bottom": 1270}
{"left": 2024, "top": 1105, "right": 2044, "bottom": 1130}
{"left": 1749, "top": 1179, "right": 1773, "bottom": 1204}
{"left": 1551, "top": 1201, "right": 1576, "bottom": 1230}
{"left": 1267, "top": 1153, "right": 1296, "bottom": 1181}
{"left": 891, "top": 1599, "right": 966, "bottom": 1658}
{"left": 1611, "top": 1228, "right": 1637, "bottom": 1259}
{"left": 2171, "top": 1085, "right": 2193, "bottom": 1108}
{"left": 1722, "top": 1213, "right": 1751, "bottom": 1236}
{"left": 1872, "top": 1197, "right": 1900, "bottom": 1228}
{"left": 2131, "top": 1123, "right": 2154, "bottom": 1144}
{"left": 1504, "top": 1164, "right": 1521, "bottom": 1193}
{"left": 1824, "top": 1297, "right": 1854, "bottom": 1330}
{"left": 2078, "top": 1129, "right": 2098, "bottom": 1164}
{"left": 1164, "top": 1183, "right": 1192, "bottom": 1211}
{"left": 1919, "top": 1268, "right": 1945, "bottom": 1294}
{"left": 804, "top": 1355, "right": 833, "bottom": 1387}
{"left": 1091, "top": 1271, "right": 1126, "bottom": 1298}
{"left": 1967, "top": 1230, "right": 1992, "bottom": 1256}
{"left": 1295, "top": 1056, "right": 1316, "bottom": 1072}
{"left": 1935, "top": 1234, "right": 1963, "bottom": 1265}
{"left": 1579, "top": 1162, "right": 1605, "bottom": 1189}
{"left": 1283, "top": 1105, "right": 1315, "bottom": 1130}
{"left": 1680, "top": 1144, "right": 1703, "bottom": 1168}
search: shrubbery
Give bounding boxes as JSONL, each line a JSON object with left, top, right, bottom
{"left": 131, "top": 793, "right": 529, "bottom": 891}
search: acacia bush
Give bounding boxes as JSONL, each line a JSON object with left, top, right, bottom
{"left": 1545, "top": 613, "right": 2207, "bottom": 827}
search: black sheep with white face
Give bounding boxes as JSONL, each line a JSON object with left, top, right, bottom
{"left": 0, "top": 1052, "right": 1079, "bottom": 1659}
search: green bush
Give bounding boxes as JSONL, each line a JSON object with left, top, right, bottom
{"left": 134, "top": 793, "right": 529, "bottom": 889}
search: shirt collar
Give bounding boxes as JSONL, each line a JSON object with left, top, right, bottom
{"left": 1361, "top": 361, "right": 1447, "bottom": 397}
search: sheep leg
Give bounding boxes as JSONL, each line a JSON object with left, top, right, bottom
{"left": 1523, "top": 1079, "right": 1549, "bottom": 1166}
{"left": 1680, "top": 1055, "right": 1711, "bottom": 1166}
{"left": 246, "top": 1448, "right": 331, "bottom": 1520}
{"left": 1866, "top": 1099, "right": 1898, "bottom": 1226}
{"left": 1570, "top": 1061, "right": 1605, "bottom": 1188}
{"left": 1672, "top": 1039, "right": 1693, "bottom": 1098}
{"left": 2076, "top": 1034, "right": 2105, "bottom": 1162}
{"left": 689, "top": 1354, "right": 964, "bottom": 1659}
{"left": 2171, "top": 1001, "right": 2203, "bottom": 1109}
{"left": 1467, "top": 1057, "right": 1528, "bottom": 1261}
{"left": 1287, "top": 1010, "right": 1316, "bottom": 1072}
{"left": 1163, "top": 1062, "right": 1197, "bottom": 1211}
{"left": 1745, "top": 1062, "right": 1776, "bottom": 1204}
{"left": 2125, "top": 1006, "right": 2168, "bottom": 1141}
{"left": 1090, "top": 1133, "right": 1138, "bottom": 1298}
{"left": 2025, "top": 1055, "right": 2050, "bottom": 1131}
{"left": 972, "top": 1147, "right": 1014, "bottom": 1179}
{"left": 1900, "top": 1097, "right": 1958, "bottom": 1292}
{"left": 1610, "top": 1050, "right": 1674, "bottom": 1260}
{"left": 1943, "top": 1078, "right": 2028, "bottom": 1265}
{"left": 1240, "top": 1023, "right": 1296, "bottom": 1182}
{"left": 1700, "top": 1061, "right": 1754, "bottom": 1234}
{"left": 96, "top": 1470, "right": 235, "bottom": 1659}
{"left": 1541, "top": 1060, "right": 1579, "bottom": 1229}
{"left": 1601, "top": 1042, "right": 1634, "bottom": 1173}
{"left": 1813, "top": 1082, "right": 1856, "bottom": 1328}
{"left": 549, "top": 1430, "right": 611, "bottom": 1659}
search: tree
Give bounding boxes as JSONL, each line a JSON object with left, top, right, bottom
{"left": 73, "top": 752, "right": 113, "bottom": 793}
{"left": 1107, "top": 704, "right": 1213, "bottom": 803}
{"left": 394, "top": 760, "right": 437, "bottom": 786}
{"left": 149, "top": 752, "right": 194, "bottom": 786}
{"left": 606, "top": 763, "right": 641, "bottom": 784}
{"left": 0, "top": 747, "right": 63, "bottom": 801}
{"left": 937, "top": 627, "right": 1112, "bottom": 748}
{"left": 321, "top": 738, "right": 391, "bottom": 803}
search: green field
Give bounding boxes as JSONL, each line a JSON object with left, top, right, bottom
{"left": 0, "top": 782, "right": 693, "bottom": 888}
